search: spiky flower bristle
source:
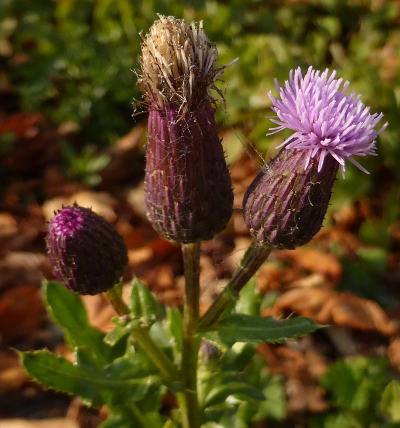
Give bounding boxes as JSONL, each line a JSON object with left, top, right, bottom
{"left": 138, "top": 15, "right": 225, "bottom": 110}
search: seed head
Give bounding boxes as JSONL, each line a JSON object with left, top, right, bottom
{"left": 138, "top": 15, "right": 226, "bottom": 110}
{"left": 46, "top": 204, "right": 128, "bottom": 295}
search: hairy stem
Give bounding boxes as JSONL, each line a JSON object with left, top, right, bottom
{"left": 198, "top": 243, "right": 272, "bottom": 330}
{"left": 180, "top": 242, "right": 201, "bottom": 428}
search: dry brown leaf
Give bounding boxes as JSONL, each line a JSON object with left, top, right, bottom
{"left": 0, "top": 419, "right": 78, "bottom": 428}
{"left": 0, "top": 351, "right": 30, "bottom": 391}
{"left": 278, "top": 248, "right": 342, "bottom": 282}
{"left": 388, "top": 337, "right": 400, "bottom": 372}
{"left": 258, "top": 344, "right": 328, "bottom": 413}
{"left": 126, "top": 182, "right": 147, "bottom": 219}
{"left": 0, "top": 285, "right": 44, "bottom": 344}
{"left": 272, "top": 288, "right": 396, "bottom": 336}
{"left": 0, "top": 113, "right": 43, "bottom": 138}
{"left": 0, "top": 213, "right": 18, "bottom": 240}
{"left": 42, "top": 191, "right": 117, "bottom": 222}
{"left": 0, "top": 252, "right": 49, "bottom": 290}
{"left": 100, "top": 124, "right": 145, "bottom": 184}
{"left": 316, "top": 226, "right": 360, "bottom": 252}
{"left": 257, "top": 263, "right": 285, "bottom": 292}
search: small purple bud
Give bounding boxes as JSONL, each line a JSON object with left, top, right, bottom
{"left": 138, "top": 16, "right": 233, "bottom": 242}
{"left": 199, "top": 341, "right": 220, "bottom": 364}
{"left": 46, "top": 204, "right": 128, "bottom": 295}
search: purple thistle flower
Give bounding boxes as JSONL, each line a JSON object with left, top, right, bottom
{"left": 46, "top": 204, "right": 128, "bottom": 295}
{"left": 243, "top": 67, "right": 388, "bottom": 249}
{"left": 267, "top": 66, "right": 388, "bottom": 176}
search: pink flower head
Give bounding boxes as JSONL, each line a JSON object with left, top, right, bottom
{"left": 267, "top": 66, "right": 388, "bottom": 176}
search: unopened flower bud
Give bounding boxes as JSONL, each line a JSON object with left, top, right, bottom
{"left": 244, "top": 67, "right": 387, "bottom": 249}
{"left": 46, "top": 204, "right": 128, "bottom": 295}
{"left": 138, "top": 15, "right": 233, "bottom": 242}
{"left": 199, "top": 341, "right": 220, "bottom": 365}
{"left": 244, "top": 148, "right": 338, "bottom": 249}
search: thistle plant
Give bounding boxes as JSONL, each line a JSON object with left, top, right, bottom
{"left": 20, "top": 17, "right": 387, "bottom": 428}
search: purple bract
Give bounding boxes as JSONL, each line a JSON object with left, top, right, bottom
{"left": 267, "top": 66, "right": 388, "bottom": 176}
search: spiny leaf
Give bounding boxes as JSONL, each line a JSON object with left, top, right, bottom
{"left": 201, "top": 314, "right": 321, "bottom": 346}
{"left": 44, "top": 281, "right": 117, "bottom": 363}
{"left": 20, "top": 349, "right": 160, "bottom": 407}
{"left": 205, "top": 382, "right": 265, "bottom": 407}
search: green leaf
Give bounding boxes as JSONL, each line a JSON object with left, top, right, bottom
{"left": 43, "top": 281, "right": 117, "bottom": 363}
{"left": 166, "top": 307, "right": 183, "bottom": 357}
{"left": 381, "top": 381, "right": 400, "bottom": 422}
{"left": 99, "top": 405, "right": 164, "bottom": 428}
{"left": 104, "top": 320, "right": 141, "bottom": 346}
{"left": 202, "top": 314, "right": 321, "bottom": 346}
{"left": 205, "top": 382, "right": 265, "bottom": 407}
{"left": 234, "top": 278, "right": 260, "bottom": 316}
{"left": 320, "top": 356, "right": 389, "bottom": 413}
{"left": 129, "top": 278, "right": 162, "bottom": 324}
{"left": 20, "top": 350, "right": 160, "bottom": 407}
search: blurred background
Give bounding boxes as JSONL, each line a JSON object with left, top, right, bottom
{"left": 0, "top": 0, "right": 400, "bottom": 427}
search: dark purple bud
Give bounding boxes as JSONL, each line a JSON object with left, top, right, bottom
{"left": 144, "top": 100, "right": 233, "bottom": 242}
{"left": 199, "top": 341, "right": 220, "bottom": 364}
{"left": 243, "top": 149, "right": 338, "bottom": 249}
{"left": 46, "top": 204, "right": 128, "bottom": 295}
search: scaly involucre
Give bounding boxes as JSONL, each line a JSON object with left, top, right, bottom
{"left": 267, "top": 66, "right": 388, "bottom": 176}
{"left": 46, "top": 204, "right": 128, "bottom": 295}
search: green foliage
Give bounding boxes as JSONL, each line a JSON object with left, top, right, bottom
{"left": 20, "top": 349, "right": 160, "bottom": 407}
{"left": 311, "top": 356, "right": 398, "bottom": 428}
{"left": 129, "top": 277, "right": 163, "bottom": 324}
{"left": 201, "top": 313, "right": 321, "bottom": 347}
{"left": 23, "top": 279, "right": 292, "bottom": 426}
{"left": 21, "top": 281, "right": 166, "bottom": 426}
{"left": 60, "top": 141, "right": 110, "bottom": 186}
{"left": 200, "top": 345, "right": 286, "bottom": 426}
{"left": 44, "top": 281, "right": 121, "bottom": 364}
{"left": 381, "top": 381, "right": 400, "bottom": 422}
{"left": 234, "top": 278, "right": 260, "bottom": 316}
{"left": 104, "top": 278, "right": 163, "bottom": 348}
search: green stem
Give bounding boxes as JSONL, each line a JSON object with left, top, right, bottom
{"left": 129, "top": 403, "right": 153, "bottom": 427}
{"left": 105, "top": 287, "right": 129, "bottom": 316}
{"left": 104, "top": 286, "right": 178, "bottom": 381}
{"left": 180, "top": 242, "right": 201, "bottom": 428}
{"left": 198, "top": 243, "right": 272, "bottom": 330}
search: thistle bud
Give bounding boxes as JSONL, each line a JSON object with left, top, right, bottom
{"left": 244, "top": 148, "right": 338, "bottom": 249}
{"left": 138, "top": 15, "right": 233, "bottom": 242}
{"left": 244, "top": 67, "right": 387, "bottom": 249}
{"left": 199, "top": 341, "right": 220, "bottom": 365}
{"left": 46, "top": 204, "right": 128, "bottom": 295}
